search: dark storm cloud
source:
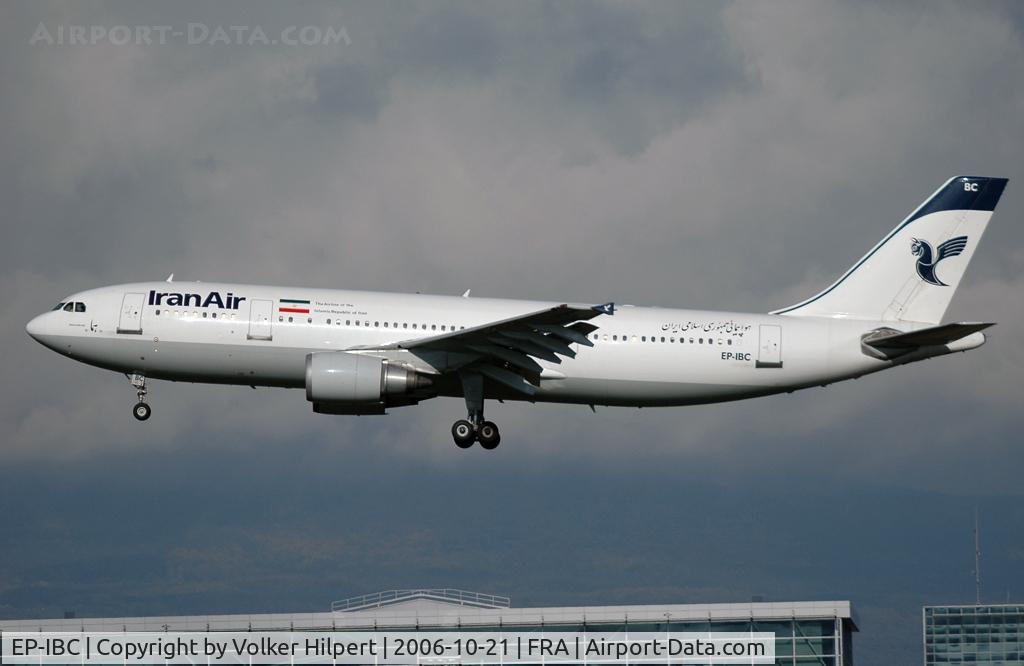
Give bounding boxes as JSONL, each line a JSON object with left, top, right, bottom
{"left": 2, "top": 2, "right": 1023, "bottom": 665}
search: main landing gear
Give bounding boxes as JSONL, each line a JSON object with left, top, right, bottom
{"left": 451, "top": 419, "right": 500, "bottom": 450}
{"left": 128, "top": 373, "right": 151, "bottom": 421}
{"left": 452, "top": 372, "right": 501, "bottom": 450}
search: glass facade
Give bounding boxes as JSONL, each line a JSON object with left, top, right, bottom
{"left": 924, "top": 605, "right": 1024, "bottom": 665}
{"left": 433, "top": 618, "right": 848, "bottom": 666}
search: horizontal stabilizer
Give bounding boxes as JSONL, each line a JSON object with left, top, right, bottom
{"left": 863, "top": 322, "right": 994, "bottom": 350}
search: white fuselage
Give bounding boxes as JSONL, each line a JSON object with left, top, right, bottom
{"left": 25, "top": 281, "right": 932, "bottom": 408}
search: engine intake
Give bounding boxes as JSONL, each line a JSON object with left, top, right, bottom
{"left": 305, "top": 352, "right": 432, "bottom": 407}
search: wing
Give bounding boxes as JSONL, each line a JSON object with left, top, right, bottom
{"left": 936, "top": 235, "right": 968, "bottom": 260}
{"left": 356, "top": 302, "right": 614, "bottom": 396}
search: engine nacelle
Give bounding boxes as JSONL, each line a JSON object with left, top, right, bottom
{"left": 305, "top": 352, "right": 431, "bottom": 411}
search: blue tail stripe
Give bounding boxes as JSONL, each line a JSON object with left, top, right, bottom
{"left": 906, "top": 177, "right": 1008, "bottom": 224}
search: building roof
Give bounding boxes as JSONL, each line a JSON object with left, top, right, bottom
{"left": 0, "top": 592, "right": 857, "bottom": 633}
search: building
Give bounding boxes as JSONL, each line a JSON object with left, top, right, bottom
{"left": 1, "top": 589, "right": 857, "bottom": 665}
{"left": 924, "top": 604, "right": 1024, "bottom": 665}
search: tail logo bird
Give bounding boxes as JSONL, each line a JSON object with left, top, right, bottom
{"left": 910, "top": 236, "right": 968, "bottom": 286}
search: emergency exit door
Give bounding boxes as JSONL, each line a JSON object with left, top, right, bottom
{"left": 116, "top": 292, "right": 145, "bottom": 334}
{"left": 247, "top": 299, "right": 273, "bottom": 340}
{"left": 756, "top": 324, "right": 783, "bottom": 368}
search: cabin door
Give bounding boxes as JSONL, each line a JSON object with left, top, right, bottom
{"left": 247, "top": 299, "right": 273, "bottom": 341}
{"left": 117, "top": 292, "right": 145, "bottom": 334}
{"left": 756, "top": 324, "right": 782, "bottom": 368}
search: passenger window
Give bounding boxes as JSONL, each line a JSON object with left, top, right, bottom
{"left": 307, "top": 317, "right": 312, "bottom": 324}
{"left": 63, "top": 303, "right": 74, "bottom": 312}
{"left": 74, "top": 302, "right": 86, "bottom": 313}
{"left": 327, "top": 318, "right": 332, "bottom": 325}
{"left": 431, "top": 324, "right": 437, "bottom": 331}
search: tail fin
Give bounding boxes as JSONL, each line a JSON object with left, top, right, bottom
{"left": 773, "top": 176, "right": 1008, "bottom": 324}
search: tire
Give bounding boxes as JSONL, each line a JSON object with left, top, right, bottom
{"left": 452, "top": 420, "right": 476, "bottom": 448}
{"left": 477, "top": 421, "right": 501, "bottom": 450}
{"left": 133, "top": 402, "right": 151, "bottom": 421}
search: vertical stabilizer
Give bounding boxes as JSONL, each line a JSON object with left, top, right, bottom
{"left": 773, "top": 176, "right": 1007, "bottom": 323}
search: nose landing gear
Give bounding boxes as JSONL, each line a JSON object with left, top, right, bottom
{"left": 133, "top": 402, "right": 152, "bottom": 421}
{"left": 451, "top": 371, "right": 501, "bottom": 449}
{"left": 128, "top": 373, "right": 151, "bottom": 421}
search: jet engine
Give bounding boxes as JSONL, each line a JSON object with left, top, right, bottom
{"left": 305, "top": 352, "right": 432, "bottom": 414}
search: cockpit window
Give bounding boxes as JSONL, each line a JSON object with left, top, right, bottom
{"left": 52, "top": 302, "right": 66, "bottom": 311}
{"left": 63, "top": 302, "right": 74, "bottom": 312}
{"left": 74, "top": 302, "right": 86, "bottom": 313}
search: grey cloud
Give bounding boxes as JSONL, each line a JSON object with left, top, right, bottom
{"left": 2, "top": 0, "right": 1021, "bottom": 478}
{"left": 311, "top": 62, "right": 388, "bottom": 120}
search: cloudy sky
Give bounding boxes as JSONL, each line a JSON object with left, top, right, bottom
{"left": 1, "top": 1, "right": 1022, "bottom": 663}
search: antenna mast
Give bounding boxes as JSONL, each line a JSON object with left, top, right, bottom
{"left": 974, "top": 507, "right": 982, "bottom": 605}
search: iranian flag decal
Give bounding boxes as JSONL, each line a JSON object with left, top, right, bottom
{"left": 278, "top": 298, "right": 310, "bottom": 314}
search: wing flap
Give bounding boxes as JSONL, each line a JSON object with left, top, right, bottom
{"left": 467, "top": 344, "right": 543, "bottom": 374}
{"left": 501, "top": 330, "right": 577, "bottom": 357}
{"left": 488, "top": 334, "right": 562, "bottom": 363}
{"left": 475, "top": 365, "right": 537, "bottom": 396}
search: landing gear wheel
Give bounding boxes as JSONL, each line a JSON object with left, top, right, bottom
{"left": 477, "top": 421, "right": 501, "bottom": 450}
{"left": 452, "top": 420, "right": 476, "bottom": 448}
{"left": 132, "top": 402, "right": 151, "bottom": 421}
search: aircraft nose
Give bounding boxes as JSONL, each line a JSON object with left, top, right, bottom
{"left": 26, "top": 313, "right": 50, "bottom": 343}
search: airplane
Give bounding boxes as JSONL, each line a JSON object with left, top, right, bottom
{"left": 26, "top": 175, "right": 1007, "bottom": 449}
